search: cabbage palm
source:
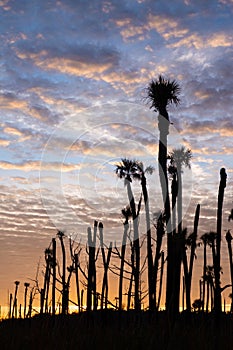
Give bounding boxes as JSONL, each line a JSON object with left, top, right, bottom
{"left": 146, "top": 75, "right": 180, "bottom": 311}
{"left": 128, "top": 161, "right": 155, "bottom": 310}
{"left": 168, "top": 146, "right": 192, "bottom": 313}
{"left": 115, "top": 158, "right": 141, "bottom": 310}
{"left": 169, "top": 146, "right": 192, "bottom": 235}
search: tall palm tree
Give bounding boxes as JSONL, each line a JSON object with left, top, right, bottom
{"left": 127, "top": 160, "right": 155, "bottom": 310}
{"left": 116, "top": 158, "right": 141, "bottom": 310}
{"left": 146, "top": 75, "right": 181, "bottom": 311}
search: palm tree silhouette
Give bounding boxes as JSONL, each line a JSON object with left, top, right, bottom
{"left": 168, "top": 146, "right": 192, "bottom": 313}
{"left": 146, "top": 75, "right": 180, "bottom": 312}
{"left": 125, "top": 160, "right": 155, "bottom": 310}
{"left": 168, "top": 146, "right": 192, "bottom": 235}
{"left": 200, "top": 232, "right": 215, "bottom": 311}
{"left": 115, "top": 158, "right": 141, "bottom": 310}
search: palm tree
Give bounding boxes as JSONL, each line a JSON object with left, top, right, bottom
{"left": 168, "top": 147, "right": 192, "bottom": 235}
{"left": 126, "top": 160, "right": 155, "bottom": 310}
{"left": 200, "top": 232, "right": 213, "bottom": 311}
{"left": 168, "top": 146, "right": 192, "bottom": 314}
{"left": 146, "top": 75, "right": 181, "bottom": 311}
{"left": 115, "top": 158, "right": 141, "bottom": 310}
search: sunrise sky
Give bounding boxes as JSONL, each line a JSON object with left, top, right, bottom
{"left": 0, "top": 0, "right": 233, "bottom": 311}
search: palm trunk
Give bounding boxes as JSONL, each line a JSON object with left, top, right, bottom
{"left": 52, "top": 238, "right": 56, "bottom": 316}
{"left": 157, "top": 251, "right": 165, "bottom": 310}
{"left": 203, "top": 241, "right": 207, "bottom": 311}
{"left": 141, "top": 174, "right": 154, "bottom": 310}
{"left": 86, "top": 221, "right": 97, "bottom": 311}
{"left": 74, "top": 253, "right": 81, "bottom": 313}
{"left": 206, "top": 280, "right": 209, "bottom": 312}
{"left": 99, "top": 222, "right": 112, "bottom": 310}
{"left": 126, "top": 179, "right": 140, "bottom": 310}
{"left": 58, "top": 233, "right": 67, "bottom": 315}
{"left": 173, "top": 164, "right": 183, "bottom": 315}
{"left": 214, "top": 168, "right": 227, "bottom": 314}
{"left": 184, "top": 204, "right": 200, "bottom": 312}
{"left": 158, "top": 111, "right": 172, "bottom": 312}
{"left": 225, "top": 230, "right": 233, "bottom": 312}
{"left": 119, "top": 218, "right": 129, "bottom": 310}
{"left": 153, "top": 214, "right": 164, "bottom": 310}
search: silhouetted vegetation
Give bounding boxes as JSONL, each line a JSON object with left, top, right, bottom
{"left": 2, "top": 75, "right": 233, "bottom": 349}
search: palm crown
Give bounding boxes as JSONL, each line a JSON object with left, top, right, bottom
{"left": 146, "top": 75, "right": 181, "bottom": 114}
{"left": 168, "top": 146, "right": 192, "bottom": 170}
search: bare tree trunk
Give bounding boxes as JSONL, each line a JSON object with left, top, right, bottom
{"left": 157, "top": 251, "right": 165, "bottom": 311}
{"left": 58, "top": 232, "right": 67, "bottom": 315}
{"left": 99, "top": 221, "right": 112, "bottom": 310}
{"left": 206, "top": 280, "right": 209, "bottom": 312}
{"left": 202, "top": 242, "right": 207, "bottom": 312}
{"left": 183, "top": 204, "right": 200, "bottom": 312}
{"left": 118, "top": 218, "right": 129, "bottom": 310}
{"left": 153, "top": 214, "right": 164, "bottom": 310}
{"left": 225, "top": 230, "right": 233, "bottom": 312}
{"left": 214, "top": 168, "right": 227, "bottom": 314}
{"left": 126, "top": 180, "right": 140, "bottom": 310}
{"left": 74, "top": 253, "right": 81, "bottom": 313}
{"left": 87, "top": 221, "right": 97, "bottom": 311}
{"left": 141, "top": 174, "right": 153, "bottom": 310}
{"left": 52, "top": 238, "right": 56, "bottom": 316}
{"left": 9, "top": 293, "right": 12, "bottom": 319}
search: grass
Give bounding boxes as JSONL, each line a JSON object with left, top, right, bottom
{"left": 0, "top": 310, "right": 233, "bottom": 350}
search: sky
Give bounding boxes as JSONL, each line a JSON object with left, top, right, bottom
{"left": 0, "top": 0, "right": 233, "bottom": 312}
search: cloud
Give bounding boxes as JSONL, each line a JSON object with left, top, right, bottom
{"left": 0, "top": 160, "right": 81, "bottom": 172}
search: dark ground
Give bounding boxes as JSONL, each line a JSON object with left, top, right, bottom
{"left": 0, "top": 310, "right": 233, "bottom": 350}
